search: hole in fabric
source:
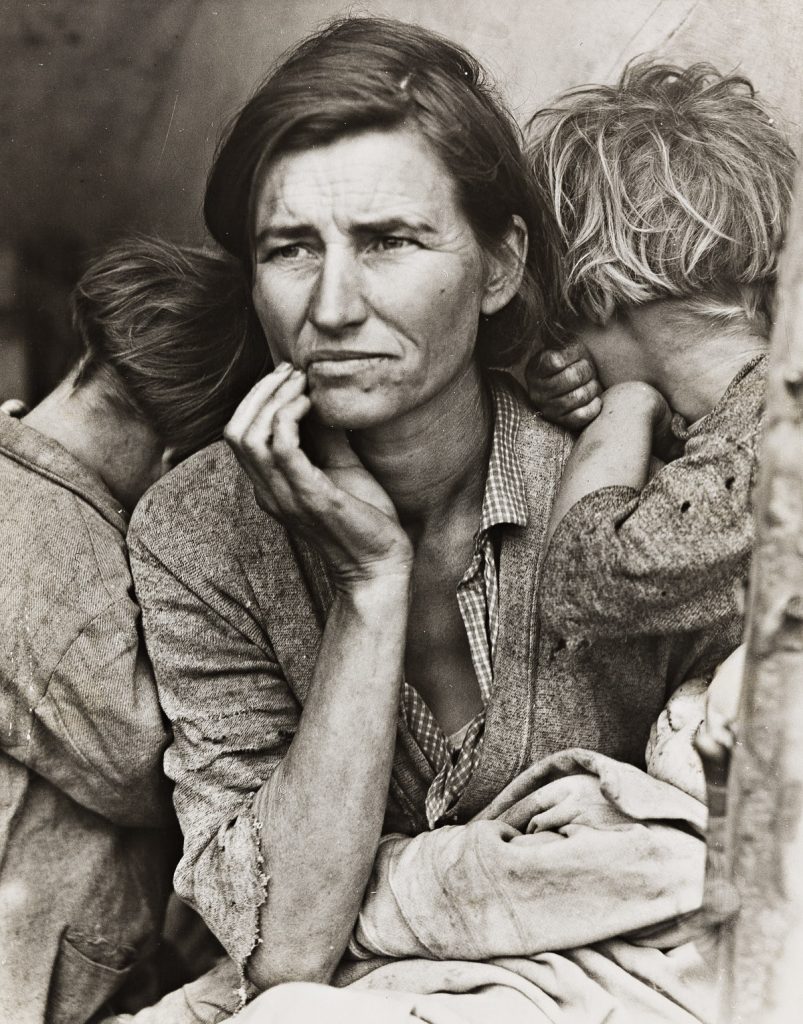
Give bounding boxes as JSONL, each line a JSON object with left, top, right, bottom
{"left": 680, "top": 501, "right": 691, "bottom": 513}
{"left": 725, "top": 476, "right": 735, "bottom": 490}
{"left": 549, "top": 637, "right": 567, "bottom": 661}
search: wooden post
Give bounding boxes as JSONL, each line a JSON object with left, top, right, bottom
{"left": 719, "top": 162, "right": 803, "bottom": 1021}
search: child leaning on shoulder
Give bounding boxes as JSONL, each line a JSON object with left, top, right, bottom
{"left": 525, "top": 60, "right": 796, "bottom": 794}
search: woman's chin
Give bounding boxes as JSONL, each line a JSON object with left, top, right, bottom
{"left": 308, "top": 382, "right": 399, "bottom": 431}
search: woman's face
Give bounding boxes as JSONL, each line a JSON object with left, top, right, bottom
{"left": 251, "top": 127, "right": 496, "bottom": 430}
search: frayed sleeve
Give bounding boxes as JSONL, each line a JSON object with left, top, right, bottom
{"left": 128, "top": 487, "right": 300, "bottom": 970}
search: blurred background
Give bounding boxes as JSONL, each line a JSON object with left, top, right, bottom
{"left": 1, "top": 0, "right": 801, "bottom": 404}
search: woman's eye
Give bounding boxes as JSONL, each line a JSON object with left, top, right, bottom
{"left": 265, "top": 244, "right": 315, "bottom": 263}
{"left": 372, "top": 236, "right": 416, "bottom": 253}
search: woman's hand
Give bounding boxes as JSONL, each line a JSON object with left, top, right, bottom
{"left": 225, "top": 362, "right": 412, "bottom": 587}
{"left": 526, "top": 339, "right": 602, "bottom": 430}
{"left": 522, "top": 773, "right": 634, "bottom": 833}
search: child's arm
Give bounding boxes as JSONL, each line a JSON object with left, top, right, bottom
{"left": 539, "top": 362, "right": 764, "bottom": 641}
{"left": 545, "top": 381, "right": 671, "bottom": 548}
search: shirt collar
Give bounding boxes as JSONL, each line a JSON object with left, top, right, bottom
{"left": 0, "top": 412, "right": 128, "bottom": 533}
{"left": 478, "top": 374, "right": 528, "bottom": 536}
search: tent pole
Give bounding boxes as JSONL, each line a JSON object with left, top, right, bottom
{"left": 718, "top": 161, "right": 803, "bottom": 1022}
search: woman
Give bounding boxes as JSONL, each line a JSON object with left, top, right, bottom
{"left": 128, "top": 18, "right": 733, "bottom": 1021}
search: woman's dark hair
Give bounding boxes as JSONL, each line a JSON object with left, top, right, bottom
{"left": 72, "top": 237, "right": 268, "bottom": 461}
{"left": 205, "top": 16, "right": 556, "bottom": 366}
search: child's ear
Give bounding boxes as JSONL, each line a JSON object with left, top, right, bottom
{"left": 481, "top": 214, "right": 528, "bottom": 317}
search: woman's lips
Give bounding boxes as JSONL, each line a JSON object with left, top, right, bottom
{"left": 306, "top": 354, "right": 391, "bottom": 376}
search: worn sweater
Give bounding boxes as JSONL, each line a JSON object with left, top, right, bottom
{"left": 128, "top": 375, "right": 741, "bottom": 968}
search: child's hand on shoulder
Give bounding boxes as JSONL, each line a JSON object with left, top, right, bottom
{"left": 526, "top": 339, "right": 602, "bottom": 430}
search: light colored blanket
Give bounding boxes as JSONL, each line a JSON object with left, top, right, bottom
{"left": 114, "top": 750, "right": 718, "bottom": 1023}
{"left": 239, "top": 749, "right": 717, "bottom": 1023}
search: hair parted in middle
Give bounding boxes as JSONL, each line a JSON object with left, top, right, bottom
{"left": 527, "top": 59, "right": 797, "bottom": 343}
{"left": 205, "top": 16, "right": 558, "bottom": 367}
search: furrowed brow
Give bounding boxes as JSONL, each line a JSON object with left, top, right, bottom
{"left": 353, "top": 216, "right": 436, "bottom": 236}
{"left": 254, "top": 223, "right": 318, "bottom": 248}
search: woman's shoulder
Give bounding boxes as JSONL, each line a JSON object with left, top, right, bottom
{"left": 489, "top": 371, "right": 574, "bottom": 487}
{"left": 129, "top": 440, "right": 287, "bottom": 564}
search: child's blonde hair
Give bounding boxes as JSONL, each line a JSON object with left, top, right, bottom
{"left": 528, "top": 60, "right": 797, "bottom": 341}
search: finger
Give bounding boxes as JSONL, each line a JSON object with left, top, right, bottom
{"left": 0, "top": 398, "right": 29, "bottom": 417}
{"left": 527, "top": 803, "right": 574, "bottom": 833}
{"left": 498, "top": 790, "right": 551, "bottom": 829}
{"left": 229, "top": 372, "right": 307, "bottom": 458}
{"left": 556, "top": 396, "right": 603, "bottom": 430}
{"left": 226, "top": 434, "right": 294, "bottom": 517}
{"left": 306, "top": 423, "right": 360, "bottom": 470}
{"left": 270, "top": 406, "right": 348, "bottom": 514}
{"left": 225, "top": 362, "right": 295, "bottom": 440}
{"left": 530, "top": 339, "right": 593, "bottom": 378}
{"left": 541, "top": 380, "right": 602, "bottom": 416}
{"left": 271, "top": 394, "right": 314, "bottom": 464}
{"left": 251, "top": 480, "right": 283, "bottom": 519}
{"left": 545, "top": 360, "right": 597, "bottom": 396}
{"left": 244, "top": 438, "right": 317, "bottom": 525}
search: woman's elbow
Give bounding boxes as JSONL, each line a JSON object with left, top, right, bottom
{"left": 247, "top": 942, "right": 341, "bottom": 992}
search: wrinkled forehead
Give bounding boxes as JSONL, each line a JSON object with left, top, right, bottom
{"left": 250, "top": 126, "right": 463, "bottom": 238}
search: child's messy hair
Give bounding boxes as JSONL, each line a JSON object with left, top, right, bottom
{"left": 72, "top": 237, "right": 268, "bottom": 462}
{"left": 528, "top": 60, "right": 797, "bottom": 341}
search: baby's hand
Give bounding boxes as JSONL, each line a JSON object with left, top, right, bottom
{"left": 694, "top": 645, "right": 745, "bottom": 795}
{"left": 526, "top": 340, "right": 602, "bottom": 430}
{"left": 706, "top": 645, "right": 745, "bottom": 732}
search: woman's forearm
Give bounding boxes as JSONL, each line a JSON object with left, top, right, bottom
{"left": 247, "top": 570, "right": 411, "bottom": 989}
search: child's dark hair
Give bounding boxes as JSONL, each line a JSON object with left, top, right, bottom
{"left": 72, "top": 237, "right": 268, "bottom": 461}
{"left": 528, "top": 60, "right": 797, "bottom": 342}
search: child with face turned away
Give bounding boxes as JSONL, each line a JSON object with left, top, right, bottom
{"left": 525, "top": 60, "right": 796, "bottom": 801}
{"left": 0, "top": 238, "right": 265, "bottom": 1023}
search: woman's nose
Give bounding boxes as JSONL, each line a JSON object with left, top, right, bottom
{"left": 309, "top": 249, "right": 367, "bottom": 334}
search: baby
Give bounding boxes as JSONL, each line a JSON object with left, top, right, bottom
{"left": 526, "top": 60, "right": 795, "bottom": 800}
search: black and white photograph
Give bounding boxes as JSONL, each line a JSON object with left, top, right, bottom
{"left": 1, "top": 2, "right": 802, "bottom": 1022}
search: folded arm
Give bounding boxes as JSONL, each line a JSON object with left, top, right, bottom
{"left": 352, "top": 751, "right": 707, "bottom": 961}
{"left": 541, "top": 386, "right": 760, "bottom": 640}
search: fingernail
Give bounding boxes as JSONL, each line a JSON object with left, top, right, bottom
{"left": 275, "top": 361, "right": 292, "bottom": 373}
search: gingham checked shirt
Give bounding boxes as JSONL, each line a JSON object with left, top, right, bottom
{"left": 401, "top": 379, "right": 528, "bottom": 828}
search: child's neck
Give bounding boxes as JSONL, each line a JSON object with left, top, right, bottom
{"left": 23, "top": 371, "right": 165, "bottom": 512}
{"left": 626, "top": 303, "right": 767, "bottom": 424}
